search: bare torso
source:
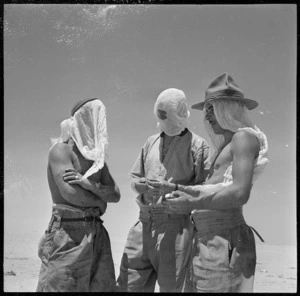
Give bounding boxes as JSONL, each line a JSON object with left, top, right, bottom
{"left": 48, "top": 142, "right": 107, "bottom": 212}
{"left": 205, "top": 143, "right": 233, "bottom": 185}
{"left": 205, "top": 133, "right": 259, "bottom": 186}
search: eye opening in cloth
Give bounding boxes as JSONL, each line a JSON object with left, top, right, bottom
{"left": 157, "top": 109, "right": 167, "bottom": 120}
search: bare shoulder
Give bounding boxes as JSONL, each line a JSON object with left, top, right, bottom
{"left": 232, "top": 130, "right": 260, "bottom": 156}
{"left": 49, "top": 142, "right": 72, "bottom": 162}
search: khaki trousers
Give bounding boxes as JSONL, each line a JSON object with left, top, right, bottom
{"left": 184, "top": 209, "right": 258, "bottom": 293}
{"left": 117, "top": 205, "right": 194, "bottom": 292}
{"left": 36, "top": 205, "right": 116, "bottom": 292}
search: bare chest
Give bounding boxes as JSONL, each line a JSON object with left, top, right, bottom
{"left": 206, "top": 144, "right": 233, "bottom": 184}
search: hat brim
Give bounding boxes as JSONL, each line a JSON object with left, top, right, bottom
{"left": 191, "top": 97, "right": 259, "bottom": 111}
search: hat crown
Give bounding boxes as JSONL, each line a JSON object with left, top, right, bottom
{"left": 191, "top": 73, "right": 258, "bottom": 110}
{"left": 205, "top": 73, "right": 244, "bottom": 100}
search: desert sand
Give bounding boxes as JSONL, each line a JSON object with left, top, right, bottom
{"left": 3, "top": 224, "right": 297, "bottom": 293}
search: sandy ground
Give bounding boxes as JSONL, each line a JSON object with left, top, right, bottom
{"left": 3, "top": 228, "right": 297, "bottom": 293}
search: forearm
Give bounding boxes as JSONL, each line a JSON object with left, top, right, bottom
{"left": 177, "top": 184, "right": 201, "bottom": 197}
{"left": 189, "top": 185, "right": 248, "bottom": 211}
{"left": 175, "top": 170, "right": 207, "bottom": 197}
{"left": 62, "top": 185, "right": 107, "bottom": 209}
{"left": 50, "top": 147, "right": 107, "bottom": 210}
{"left": 87, "top": 180, "right": 120, "bottom": 203}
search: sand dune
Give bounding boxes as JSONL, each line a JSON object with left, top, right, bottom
{"left": 4, "top": 226, "right": 296, "bottom": 293}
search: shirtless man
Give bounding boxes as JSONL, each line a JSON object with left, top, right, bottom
{"left": 117, "top": 88, "right": 210, "bottom": 292}
{"left": 164, "top": 73, "right": 269, "bottom": 292}
{"left": 36, "top": 98, "right": 120, "bottom": 292}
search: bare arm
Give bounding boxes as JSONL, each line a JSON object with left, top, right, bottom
{"left": 190, "top": 131, "right": 259, "bottom": 209}
{"left": 63, "top": 164, "right": 120, "bottom": 203}
{"left": 87, "top": 163, "right": 121, "bottom": 203}
{"left": 176, "top": 184, "right": 202, "bottom": 197}
{"left": 49, "top": 144, "right": 107, "bottom": 209}
{"left": 165, "top": 131, "right": 260, "bottom": 213}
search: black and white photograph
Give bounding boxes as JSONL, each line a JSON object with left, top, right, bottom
{"left": 3, "top": 3, "right": 296, "bottom": 293}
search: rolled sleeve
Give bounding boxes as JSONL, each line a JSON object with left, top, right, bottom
{"left": 130, "top": 140, "right": 150, "bottom": 192}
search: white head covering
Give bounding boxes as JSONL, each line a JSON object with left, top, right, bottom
{"left": 50, "top": 99, "right": 108, "bottom": 179}
{"left": 50, "top": 118, "right": 73, "bottom": 147}
{"left": 154, "top": 88, "right": 190, "bottom": 136}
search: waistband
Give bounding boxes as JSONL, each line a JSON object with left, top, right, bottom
{"left": 191, "top": 208, "right": 246, "bottom": 235}
{"left": 136, "top": 196, "right": 186, "bottom": 222}
{"left": 52, "top": 203, "right": 102, "bottom": 219}
{"left": 46, "top": 204, "right": 103, "bottom": 233}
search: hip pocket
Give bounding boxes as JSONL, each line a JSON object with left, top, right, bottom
{"left": 199, "top": 233, "right": 232, "bottom": 268}
{"left": 38, "top": 230, "right": 57, "bottom": 260}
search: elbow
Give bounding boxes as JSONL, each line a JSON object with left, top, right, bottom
{"left": 112, "top": 191, "right": 121, "bottom": 203}
{"left": 109, "top": 188, "right": 121, "bottom": 203}
{"left": 235, "top": 189, "right": 250, "bottom": 207}
{"left": 131, "top": 179, "right": 139, "bottom": 193}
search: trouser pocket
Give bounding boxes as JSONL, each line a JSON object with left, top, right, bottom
{"left": 38, "top": 230, "right": 57, "bottom": 260}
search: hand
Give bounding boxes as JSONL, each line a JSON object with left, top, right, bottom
{"left": 133, "top": 177, "right": 150, "bottom": 194}
{"left": 163, "top": 191, "right": 193, "bottom": 215}
{"left": 63, "top": 168, "right": 90, "bottom": 190}
{"left": 146, "top": 179, "right": 176, "bottom": 197}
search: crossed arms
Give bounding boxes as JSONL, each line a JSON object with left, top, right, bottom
{"left": 49, "top": 143, "right": 120, "bottom": 209}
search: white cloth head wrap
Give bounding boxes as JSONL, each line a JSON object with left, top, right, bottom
{"left": 154, "top": 88, "right": 190, "bottom": 136}
{"left": 50, "top": 99, "right": 108, "bottom": 179}
{"left": 50, "top": 118, "right": 74, "bottom": 147}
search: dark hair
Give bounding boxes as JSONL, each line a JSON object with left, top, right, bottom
{"left": 71, "top": 98, "right": 100, "bottom": 116}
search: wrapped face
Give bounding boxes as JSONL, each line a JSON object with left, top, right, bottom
{"left": 154, "top": 88, "right": 190, "bottom": 136}
{"left": 70, "top": 99, "right": 108, "bottom": 179}
{"left": 51, "top": 99, "right": 108, "bottom": 179}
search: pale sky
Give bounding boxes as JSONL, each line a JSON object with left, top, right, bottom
{"left": 4, "top": 4, "right": 296, "bottom": 246}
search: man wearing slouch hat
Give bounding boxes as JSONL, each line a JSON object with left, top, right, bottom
{"left": 36, "top": 98, "right": 120, "bottom": 292}
{"left": 163, "top": 73, "right": 269, "bottom": 292}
